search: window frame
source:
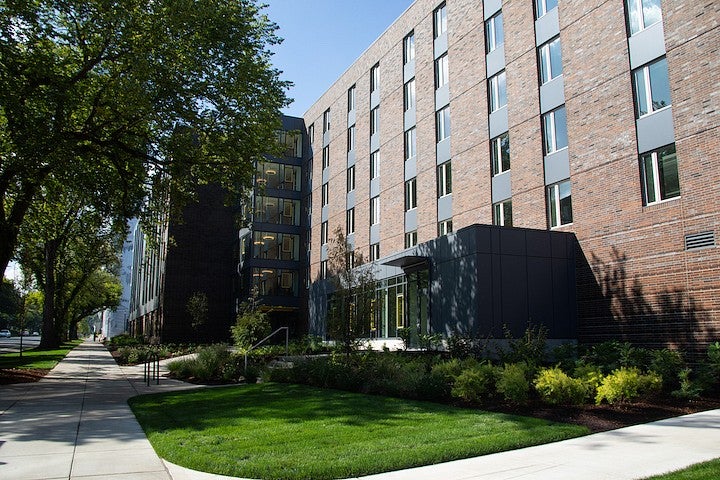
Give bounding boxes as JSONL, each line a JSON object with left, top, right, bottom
{"left": 404, "top": 78, "right": 416, "bottom": 112}
{"left": 485, "top": 11, "right": 504, "bottom": 54}
{"left": 535, "top": 0, "right": 558, "bottom": 19}
{"left": 404, "top": 127, "right": 417, "bottom": 161}
{"left": 370, "top": 150, "right": 380, "bottom": 179}
{"left": 370, "top": 243, "right": 380, "bottom": 261}
{"left": 632, "top": 57, "right": 671, "bottom": 119}
{"left": 347, "top": 125, "right": 355, "bottom": 153}
{"left": 491, "top": 132, "right": 510, "bottom": 176}
{"left": 438, "top": 218, "right": 453, "bottom": 236}
{"left": 370, "top": 63, "right": 380, "bottom": 93}
{"left": 370, "top": 196, "right": 380, "bottom": 225}
{"left": 403, "top": 31, "right": 415, "bottom": 64}
{"left": 321, "top": 182, "right": 329, "bottom": 207}
{"left": 435, "top": 53, "right": 449, "bottom": 90}
{"left": 437, "top": 161, "right": 452, "bottom": 198}
{"left": 626, "top": 0, "right": 662, "bottom": 35}
{"left": 436, "top": 106, "right": 451, "bottom": 143}
{"left": 320, "top": 221, "right": 329, "bottom": 245}
{"left": 404, "top": 231, "right": 418, "bottom": 249}
{"left": 322, "top": 145, "right": 330, "bottom": 169}
{"left": 405, "top": 178, "right": 417, "bottom": 211}
{"left": 346, "top": 165, "right": 355, "bottom": 192}
{"left": 547, "top": 180, "right": 573, "bottom": 228}
{"left": 347, "top": 85, "right": 356, "bottom": 112}
{"left": 538, "top": 37, "right": 563, "bottom": 85}
{"left": 434, "top": 3, "right": 447, "bottom": 38}
{"left": 542, "top": 105, "right": 568, "bottom": 155}
{"left": 493, "top": 200, "right": 513, "bottom": 227}
{"left": 323, "top": 109, "right": 331, "bottom": 133}
{"left": 370, "top": 107, "right": 380, "bottom": 136}
{"left": 640, "top": 144, "right": 680, "bottom": 205}
{"left": 346, "top": 207, "right": 355, "bottom": 234}
{"left": 488, "top": 70, "right": 507, "bottom": 113}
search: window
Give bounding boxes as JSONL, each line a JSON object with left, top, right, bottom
{"left": 641, "top": 144, "right": 680, "bottom": 205}
{"left": 539, "top": 37, "right": 563, "bottom": 84}
{"left": 370, "top": 196, "right": 380, "bottom": 225}
{"left": 405, "top": 231, "right": 418, "bottom": 248}
{"left": 348, "top": 85, "right": 356, "bottom": 112}
{"left": 321, "top": 182, "right": 329, "bottom": 206}
{"left": 542, "top": 105, "right": 568, "bottom": 154}
{"left": 370, "top": 243, "right": 380, "bottom": 261}
{"left": 346, "top": 165, "right": 355, "bottom": 192}
{"left": 323, "top": 109, "right": 330, "bottom": 133}
{"left": 437, "top": 161, "right": 452, "bottom": 197}
{"left": 370, "top": 150, "right": 380, "bottom": 179}
{"left": 535, "top": 0, "right": 558, "bottom": 19}
{"left": 347, "top": 125, "right": 355, "bottom": 152}
{"left": 548, "top": 180, "right": 573, "bottom": 228}
{"left": 405, "top": 178, "right": 417, "bottom": 211}
{"left": 488, "top": 71, "right": 507, "bottom": 112}
{"left": 633, "top": 57, "right": 671, "bottom": 118}
{"left": 321, "top": 221, "right": 329, "bottom": 244}
{"left": 254, "top": 196, "right": 300, "bottom": 226}
{"left": 493, "top": 200, "right": 513, "bottom": 227}
{"left": 346, "top": 208, "right": 355, "bottom": 234}
{"left": 438, "top": 219, "right": 453, "bottom": 236}
{"left": 370, "top": 63, "right": 380, "bottom": 93}
{"left": 404, "top": 127, "right": 416, "bottom": 161}
{"left": 320, "top": 260, "right": 327, "bottom": 279}
{"left": 434, "top": 3, "right": 447, "bottom": 38}
{"left": 435, "top": 54, "right": 449, "bottom": 89}
{"left": 308, "top": 124, "right": 314, "bottom": 144}
{"left": 322, "top": 145, "right": 330, "bottom": 169}
{"left": 370, "top": 107, "right": 380, "bottom": 136}
{"left": 626, "top": 0, "right": 662, "bottom": 35}
{"left": 404, "top": 79, "right": 416, "bottom": 112}
{"left": 278, "top": 131, "right": 303, "bottom": 158}
{"left": 485, "top": 12, "right": 504, "bottom": 53}
{"left": 491, "top": 133, "right": 510, "bottom": 175}
{"left": 436, "top": 106, "right": 451, "bottom": 142}
{"left": 404, "top": 31, "right": 415, "bottom": 64}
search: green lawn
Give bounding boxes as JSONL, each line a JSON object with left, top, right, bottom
{"left": 129, "top": 383, "right": 589, "bottom": 480}
{"left": 0, "top": 340, "right": 81, "bottom": 370}
{"left": 643, "top": 458, "right": 720, "bottom": 479}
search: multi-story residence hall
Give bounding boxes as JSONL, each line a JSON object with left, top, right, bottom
{"left": 304, "top": 0, "right": 719, "bottom": 356}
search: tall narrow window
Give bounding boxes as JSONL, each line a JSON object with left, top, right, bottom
{"left": 320, "top": 260, "right": 327, "bottom": 279}
{"left": 493, "top": 200, "right": 513, "bottom": 227}
{"left": 632, "top": 57, "right": 671, "bottom": 118}
{"left": 436, "top": 106, "right": 451, "bottom": 142}
{"left": 370, "top": 150, "right": 380, "bottom": 179}
{"left": 347, "top": 125, "right": 355, "bottom": 153}
{"left": 321, "top": 221, "right": 329, "bottom": 245}
{"left": 626, "top": 0, "right": 662, "bottom": 35}
{"left": 548, "top": 180, "right": 573, "bottom": 228}
{"left": 321, "top": 182, "right": 329, "bottom": 207}
{"left": 370, "top": 243, "right": 380, "bottom": 261}
{"left": 437, "top": 161, "right": 452, "bottom": 197}
{"left": 491, "top": 133, "right": 510, "bottom": 175}
{"left": 539, "top": 37, "right": 563, "bottom": 85}
{"left": 488, "top": 71, "right": 507, "bottom": 112}
{"left": 323, "top": 109, "right": 330, "bottom": 133}
{"left": 535, "top": 0, "right": 558, "bottom": 19}
{"left": 485, "top": 11, "right": 504, "bottom": 53}
{"left": 404, "top": 128, "right": 416, "bottom": 161}
{"left": 405, "top": 178, "right": 417, "bottom": 211}
{"left": 438, "top": 219, "right": 453, "bottom": 236}
{"left": 346, "top": 165, "right": 355, "bottom": 192}
{"left": 404, "top": 79, "right": 416, "bottom": 112}
{"left": 405, "top": 231, "right": 418, "bottom": 248}
{"left": 641, "top": 144, "right": 680, "bottom": 205}
{"left": 370, "top": 107, "right": 380, "bottom": 136}
{"left": 346, "top": 208, "right": 355, "bottom": 234}
{"left": 435, "top": 54, "right": 449, "bottom": 89}
{"left": 347, "top": 85, "right": 356, "bottom": 112}
{"left": 370, "top": 63, "right": 380, "bottom": 93}
{"left": 542, "top": 105, "right": 568, "bottom": 154}
{"left": 404, "top": 31, "right": 415, "bottom": 64}
{"left": 370, "top": 196, "right": 380, "bottom": 225}
{"left": 434, "top": 3, "right": 447, "bottom": 38}
{"left": 322, "top": 145, "right": 330, "bottom": 169}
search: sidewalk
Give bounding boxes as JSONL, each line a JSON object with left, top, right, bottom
{"left": 1, "top": 340, "right": 718, "bottom": 480}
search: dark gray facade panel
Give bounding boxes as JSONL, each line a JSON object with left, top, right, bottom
{"left": 404, "top": 60, "right": 415, "bottom": 81}
{"left": 526, "top": 230, "right": 552, "bottom": 258}
{"left": 347, "top": 109, "right": 356, "bottom": 127}
{"left": 404, "top": 108, "right": 416, "bottom": 131}
{"left": 370, "top": 223, "right": 381, "bottom": 244}
{"left": 320, "top": 243, "right": 328, "bottom": 261}
{"left": 323, "top": 130, "right": 330, "bottom": 147}
{"left": 437, "top": 194, "right": 453, "bottom": 221}
{"left": 544, "top": 148, "right": 571, "bottom": 185}
{"left": 540, "top": 75, "right": 565, "bottom": 114}
{"left": 501, "top": 255, "right": 529, "bottom": 336}
{"left": 346, "top": 190, "right": 355, "bottom": 209}
{"left": 491, "top": 171, "right": 512, "bottom": 203}
{"left": 436, "top": 137, "right": 451, "bottom": 164}
{"left": 486, "top": 45, "right": 505, "bottom": 78}
{"left": 405, "top": 208, "right": 418, "bottom": 232}
{"left": 483, "top": 0, "right": 502, "bottom": 19}
{"left": 321, "top": 204, "right": 329, "bottom": 222}
{"left": 434, "top": 33, "right": 448, "bottom": 58}
{"left": 347, "top": 149, "right": 356, "bottom": 167}
{"left": 629, "top": 22, "right": 666, "bottom": 70}
{"left": 636, "top": 107, "right": 675, "bottom": 153}
{"left": 370, "top": 90, "right": 380, "bottom": 108}
{"left": 526, "top": 256, "right": 555, "bottom": 330}
{"left": 489, "top": 106, "right": 509, "bottom": 139}
{"left": 370, "top": 177, "right": 381, "bottom": 197}
{"left": 322, "top": 167, "right": 329, "bottom": 184}
{"left": 499, "top": 228, "right": 527, "bottom": 256}
{"left": 435, "top": 84, "right": 450, "bottom": 109}
{"left": 535, "top": 7, "right": 560, "bottom": 46}
{"left": 370, "top": 132, "right": 380, "bottom": 152}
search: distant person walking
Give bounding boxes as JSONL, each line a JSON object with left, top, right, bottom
{"left": 93, "top": 326, "right": 97, "bottom": 342}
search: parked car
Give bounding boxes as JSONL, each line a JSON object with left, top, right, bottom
{"left": 0, "top": 329, "right": 11, "bottom": 338}
{"left": 21, "top": 330, "right": 29, "bottom": 336}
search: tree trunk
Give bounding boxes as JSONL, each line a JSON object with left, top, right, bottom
{"left": 0, "top": 223, "right": 19, "bottom": 280}
{"left": 39, "top": 240, "right": 61, "bottom": 349}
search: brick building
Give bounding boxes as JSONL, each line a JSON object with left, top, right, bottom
{"left": 303, "top": 0, "right": 719, "bottom": 355}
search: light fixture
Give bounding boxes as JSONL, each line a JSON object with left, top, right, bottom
{"left": 266, "top": 169, "right": 277, "bottom": 175}
{"left": 263, "top": 234, "right": 275, "bottom": 240}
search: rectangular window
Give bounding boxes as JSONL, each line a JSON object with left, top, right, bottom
{"left": 436, "top": 106, "right": 451, "bottom": 142}
{"left": 370, "top": 107, "right": 380, "bottom": 136}
{"left": 633, "top": 57, "right": 671, "bottom": 118}
{"left": 641, "top": 144, "right": 680, "bottom": 205}
{"left": 323, "top": 108, "right": 330, "bottom": 133}
{"left": 370, "top": 243, "right": 380, "bottom": 261}
{"left": 548, "top": 180, "right": 573, "bottom": 228}
{"left": 435, "top": 54, "right": 449, "bottom": 89}
{"left": 434, "top": 3, "right": 447, "bottom": 38}
{"left": 278, "top": 131, "right": 303, "bottom": 158}
{"left": 438, "top": 219, "right": 453, "bottom": 236}
{"left": 347, "top": 125, "right": 355, "bottom": 152}
{"left": 404, "top": 231, "right": 418, "bottom": 248}
{"left": 346, "top": 208, "right": 355, "bottom": 234}
{"left": 539, "top": 37, "right": 563, "bottom": 85}
{"left": 308, "top": 124, "right": 314, "bottom": 144}
{"left": 485, "top": 11, "right": 504, "bottom": 53}
{"left": 404, "top": 79, "right": 416, "bottom": 112}
{"left": 626, "top": 0, "right": 662, "bottom": 35}
{"left": 321, "top": 182, "right": 329, "bottom": 207}
{"left": 370, "top": 196, "right": 380, "bottom": 225}
{"left": 491, "top": 132, "right": 510, "bottom": 175}
{"left": 321, "top": 221, "right": 329, "bottom": 245}
{"left": 322, "top": 145, "right": 330, "bottom": 169}
{"left": 346, "top": 165, "right": 355, "bottom": 192}
{"left": 370, "top": 150, "right": 380, "bottom": 179}
{"left": 536, "top": 0, "right": 558, "bottom": 19}
{"left": 493, "top": 200, "right": 513, "bottom": 227}
{"left": 370, "top": 63, "right": 380, "bottom": 93}
{"left": 404, "top": 31, "right": 415, "bottom": 64}
{"left": 488, "top": 71, "right": 507, "bottom": 112}
{"left": 405, "top": 178, "right": 417, "bottom": 211}
{"left": 404, "top": 127, "right": 416, "bottom": 161}
{"left": 542, "top": 105, "right": 568, "bottom": 154}
{"left": 254, "top": 196, "right": 300, "bottom": 226}
{"left": 348, "top": 85, "right": 356, "bottom": 112}
{"left": 320, "top": 260, "right": 327, "bottom": 279}
{"left": 437, "top": 161, "right": 452, "bottom": 197}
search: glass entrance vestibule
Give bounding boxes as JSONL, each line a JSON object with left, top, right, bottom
{"left": 372, "top": 268, "right": 429, "bottom": 342}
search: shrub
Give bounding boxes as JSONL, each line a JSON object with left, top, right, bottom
{"left": 167, "top": 344, "right": 232, "bottom": 383}
{"left": 550, "top": 342, "right": 579, "bottom": 373}
{"left": 595, "top": 367, "right": 662, "bottom": 405}
{"left": 496, "top": 362, "right": 531, "bottom": 404}
{"left": 498, "top": 324, "right": 547, "bottom": 366}
{"left": 672, "top": 368, "right": 703, "bottom": 400}
{"left": 650, "top": 348, "right": 685, "bottom": 391}
{"left": 418, "top": 333, "right": 443, "bottom": 352}
{"left": 397, "top": 327, "right": 411, "bottom": 350}
{"left": 231, "top": 311, "right": 271, "bottom": 351}
{"left": 108, "top": 333, "right": 143, "bottom": 348}
{"left": 447, "top": 330, "right": 474, "bottom": 359}
{"left": 582, "top": 340, "right": 624, "bottom": 374}
{"left": 451, "top": 362, "right": 497, "bottom": 403}
{"left": 534, "top": 367, "right": 586, "bottom": 405}
{"left": 573, "top": 363, "right": 604, "bottom": 400}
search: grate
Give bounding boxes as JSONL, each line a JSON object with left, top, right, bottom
{"left": 685, "top": 231, "right": 716, "bottom": 251}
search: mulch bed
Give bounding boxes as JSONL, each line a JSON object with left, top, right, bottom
{"left": 0, "top": 368, "right": 50, "bottom": 385}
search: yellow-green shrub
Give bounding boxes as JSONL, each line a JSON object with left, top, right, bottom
{"left": 595, "top": 367, "right": 662, "bottom": 405}
{"left": 534, "top": 367, "right": 586, "bottom": 405}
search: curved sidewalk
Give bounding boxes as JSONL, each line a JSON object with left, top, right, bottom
{"left": 1, "top": 340, "right": 719, "bottom": 480}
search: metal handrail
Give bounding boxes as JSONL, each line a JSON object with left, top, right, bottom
{"left": 244, "top": 327, "right": 289, "bottom": 373}
{"left": 144, "top": 351, "right": 160, "bottom": 386}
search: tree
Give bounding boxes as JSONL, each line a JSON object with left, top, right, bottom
{"left": 231, "top": 287, "right": 270, "bottom": 351}
{"left": 186, "top": 291, "right": 209, "bottom": 333}
{"left": 0, "top": 278, "right": 21, "bottom": 329}
{"left": 66, "top": 269, "right": 122, "bottom": 340}
{"left": 326, "top": 227, "right": 376, "bottom": 354}
{"left": 0, "top": 0, "right": 290, "bottom": 275}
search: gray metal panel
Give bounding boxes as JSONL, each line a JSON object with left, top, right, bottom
{"left": 320, "top": 243, "right": 328, "bottom": 261}
{"left": 543, "top": 148, "right": 570, "bottom": 185}
{"left": 535, "top": 7, "right": 559, "bottom": 46}
{"left": 403, "top": 60, "right": 415, "bottom": 82}
{"left": 323, "top": 130, "right": 330, "bottom": 147}
{"left": 370, "top": 90, "right": 380, "bottom": 108}
{"left": 370, "top": 177, "right": 380, "bottom": 197}
{"left": 435, "top": 84, "right": 450, "bottom": 109}
{"left": 370, "top": 132, "right": 380, "bottom": 152}
{"left": 322, "top": 167, "right": 329, "bottom": 184}
{"left": 485, "top": 44, "right": 505, "bottom": 78}
{"left": 488, "top": 106, "right": 508, "bottom": 139}
{"left": 636, "top": 107, "right": 675, "bottom": 154}
{"left": 539, "top": 75, "right": 565, "bottom": 114}
{"left": 405, "top": 208, "right": 418, "bottom": 232}
{"left": 491, "top": 171, "right": 512, "bottom": 203}
{"left": 434, "top": 33, "right": 448, "bottom": 58}
{"left": 436, "top": 137, "right": 451, "bottom": 164}
{"left": 404, "top": 108, "right": 416, "bottom": 131}
{"left": 346, "top": 149, "right": 356, "bottom": 167}
{"left": 346, "top": 233, "right": 355, "bottom": 249}
{"left": 321, "top": 204, "right": 328, "bottom": 222}
{"left": 629, "top": 21, "right": 666, "bottom": 70}
{"left": 346, "top": 190, "right": 355, "bottom": 209}
{"left": 347, "top": 109, "right": 356, "bottom": 127}
{"left": 437, "top": 193, "right": 452, "bottom": 221}
{"left": 370, "top": 224, "right": 380, "bottom": 244}
{"left": 483, "top": 0, "right": 502, "bottom": 19}
{"left": 404, "top": 157, "right": 417, "bottom": 180}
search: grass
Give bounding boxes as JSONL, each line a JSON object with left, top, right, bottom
{"left": 0, "top": 340, "right": 82, "bottom": 370}
{"left": 129, "top": 382, "right": 589, "bottom": 480}
{"left": 642, "top": 458, "right": 720, "bottom": 479}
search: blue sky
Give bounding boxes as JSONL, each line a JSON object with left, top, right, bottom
{"left": 264, "top": 0, "right": 415, "bottom": 118}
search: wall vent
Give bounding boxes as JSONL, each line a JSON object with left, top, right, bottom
{"left": 685, "top": 231, "right": 716, "bottom": 251}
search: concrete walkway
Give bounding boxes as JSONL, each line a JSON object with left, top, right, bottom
{"left": 1, "top": 340, "right": 718, "bottom": 480}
